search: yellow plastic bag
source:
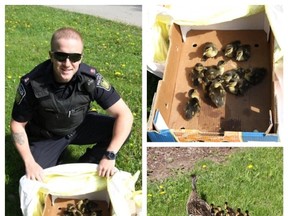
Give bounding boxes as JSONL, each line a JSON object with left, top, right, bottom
{"left": 19, "top": 163, "right": 141, "bottom": 216}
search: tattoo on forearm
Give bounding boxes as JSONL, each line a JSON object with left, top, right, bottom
{"left": 12, "top": 132, "right": 26, "bottom": 145}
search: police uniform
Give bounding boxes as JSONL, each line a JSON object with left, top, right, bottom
{"left": 12, "top": 59, "right": 122, "bottom": 168}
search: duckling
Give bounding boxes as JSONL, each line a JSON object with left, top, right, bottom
{"left": 191, "top": 63, "right": 206, "bottom": 86}
{"left": 66, "top": 204, "right": 83, "bottom": 216}
{"left": 225, "top": 78, "right": 250, "bottom": 96}
{"left": 243, "top": 67, "right": 266, "bottom": 85}
{"left": 208, "top": 78, "right": 226, "bottom": 108}
{"left": 221, "top": 69, "right": 240, "bottom": 84}
{"left": 186, "top": 174, "right": 211, "bottom": 216}
{"left": 202, "top": 42, "right": 218, "bottom": 61}
{"left": 204, "top": 60, "right": 226, "bottom": 81}
{"left": 235, "top": 44, "right": 251, "bottom": 61}
{"left": 224, "top": 202, "right": 235, "bottom": 216}
{"left": 236, "top": 208, "right": 244, "bottom": 216}
{"left": 244, "top": 210, "right": 249, "bottom": 216}
{"left": 184, "top": 89, "right": 200, "bottom": 120}
{"left": 223, "top": 40, "right": 241, "bottom": 58}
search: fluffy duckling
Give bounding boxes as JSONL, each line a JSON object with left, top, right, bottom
{"left": 191, "top": 63, "right": 206, "bottom": 86}
{"left": 244, "top": 210, "right": 249, "bottom": 216}
{"left": 202, "top": 42, "right": 218, "bottom": 61}
{"left": 224, "top": 202, "right": 235, "bottom": 216}
{"left": 225, "top": 78, "right": 250, "bottom": 96}
{"left": 186, "top": 174, "right": 211, "bottom": 216}
{"left": 243, "top": 67, "right": 266, "bottom": 85}
{"left": 221, "top": 69, "right": 240, "bottom": 84}
{"left": 235, "top": 44, "right": 251, "bottom": 61}
{"left": 223, "top": 40, "right": 241, "bottom": 58}
{"left": 208, "top": 78, "right": 226, "bottom": 108}
{"left": 184, "top": 89, "right": 200, "bottom": 120}
{"left": 236, "top": 208, "right": 244, "bottom": 216}
{"left": 204, "top": 60, "right": 226, "bottom": 81}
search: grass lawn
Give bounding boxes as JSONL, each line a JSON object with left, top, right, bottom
{"left": 147, "top": 147, "right": 283, "bottom": 216}
{"left": 5, "top": 5, "right": 142, "bottom": 215}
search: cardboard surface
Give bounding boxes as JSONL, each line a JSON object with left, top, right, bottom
{"left": 43, "top": 194, "right": 110, "bottom": 216}
{"left": 155, "top": 25, "right": 273, "bottom": 134}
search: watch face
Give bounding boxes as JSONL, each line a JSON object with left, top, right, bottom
{"left": 105, "top": 151, "right": 116, "bottom": 160}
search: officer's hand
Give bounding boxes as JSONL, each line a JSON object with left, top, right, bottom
{"left": 25, "top": 161, "right": 44, "bottom": 182}
{"left": 97, "top": 158, "right": 116, "bottom": 177}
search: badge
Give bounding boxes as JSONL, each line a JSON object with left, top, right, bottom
{"left": 96, "top": 74, "right": 111, "bottom": 91}
{"left": 15, "top": 83, "right": 26, "bottom": 105}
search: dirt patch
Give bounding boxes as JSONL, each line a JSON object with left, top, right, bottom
{"left": 147, "top": 147, "right": 239, "bottom": 181}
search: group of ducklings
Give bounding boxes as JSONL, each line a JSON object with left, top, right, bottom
{"left": 202, "top": 41, "right": 251, "bottom": 62}
{"left": 210, "top": 202, "right": 249, "bottom": 216}
{"left": 184, "top": 41, "right": 266, "bottom": 120}
{"left": 62, "top": 199, "right": 103, "bottom": 216}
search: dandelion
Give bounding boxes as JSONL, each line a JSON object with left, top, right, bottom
{"left": 247, "top": 164, "right": 254, "bottom": 169}
{"left": 114, "top": 71, "right": 122, "bottom": 76}
{"left": 159, "top": 191, "right": 166, "bottom": 195}
{"left": 159, "top": 185, "right": 164, "bottom": 189}
{"left": 202, "top": 164, "right": 207, "bottom": 169}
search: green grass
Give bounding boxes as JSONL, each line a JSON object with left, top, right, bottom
{"left": 5, "top": 5, "right": 142, "bottom": 215}
{"left": 147, "top": 147, "right": 283, "bottom": 216}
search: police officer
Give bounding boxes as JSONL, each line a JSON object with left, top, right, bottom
{"left": 10, "top": 27, "right": 133, "bottom": 181}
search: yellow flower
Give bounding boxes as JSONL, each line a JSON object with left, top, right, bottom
{"left": 7, "top": 75, "right": 12, "bottom": 79}
{"left": 202, "top": 164, "right": 207, "bottom": 169}
{"left": 147, "top": 194, "right": 153, "bottom": 197}
{"left": 159, "top": 191, "right": 166, "bottom": 195}
{"left": 247, "top": 164, "right": 254, "bottom": 169}
{"left": 159, "top": 185, "right": 164, "bottom": 189}
{"left": 114, "top": 71, "right": 122, "bottom": 76}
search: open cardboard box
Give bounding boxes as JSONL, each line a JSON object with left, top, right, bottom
{"left": 147, "top": 11, "right": 280, "bottom": 142}
{"left": 42, "top": 190, "right": 112, "bottom": 216}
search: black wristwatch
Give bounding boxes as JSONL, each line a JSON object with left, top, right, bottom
{"left": 104, "top": 151, "right": 117, "bottom": 160}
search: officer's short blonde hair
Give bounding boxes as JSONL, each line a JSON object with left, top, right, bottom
{"left": 50, "top": 27, "right": 83, "bottom": 51}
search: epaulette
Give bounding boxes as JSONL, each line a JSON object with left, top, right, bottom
{"left": 21, "top": 59, "right": 52, "bottom": 85}
{"left": 78, "top": 63, "right": 98, "bottom": 79}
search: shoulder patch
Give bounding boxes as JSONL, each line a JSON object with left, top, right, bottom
{"left": 15, "top": 83, "right": 26, "bottom": 105}
{"left": 96, "top": 74, "right": 111, "bottom": 91}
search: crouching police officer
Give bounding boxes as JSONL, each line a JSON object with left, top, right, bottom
{"left": 10, "top": 27, "right": 133, "bottom": 181}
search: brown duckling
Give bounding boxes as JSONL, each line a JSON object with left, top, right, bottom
{"left": 243, "top": 67, "right": 266, "bottom": 85}
{"left": 244, "top": 210, "right": 249, "bottom": 216}
{"left": 236, "top": 208, "right": 244, "bottom": 216}
{"left": 235, "top": 44, "right": 251, "bottom": 61}
{"left": 208, "top": 78, "right": 226, "bottom": 108}
{"left": 184, "top": 89, "right": 200, "bottom": 120}
{"left": 204, "top": 60, "right": 226, "bottom": 81}
{"left": 224, "top": 202, "right": 235, "bottom": 216}
{"left": 191, "top": 63, "right": 206, "bottom": 86}
{"left": 223, "top": 40, "right": 241, "bottom": 58}
{"left": 202, "top": 42, "right": 218, "bottom": 61}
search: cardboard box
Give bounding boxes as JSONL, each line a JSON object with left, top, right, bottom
{"left": 42, "top": 187, "right": 113, "bottom": 216}
{"left": 43, "top": 194, "right": 111, "bottom": 216}
{"left": 147, "top": 12, "right": 280, "bottom": 142}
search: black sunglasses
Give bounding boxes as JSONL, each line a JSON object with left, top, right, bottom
{"left": 51, "top": 52, "right": 82, "bottom": 63}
